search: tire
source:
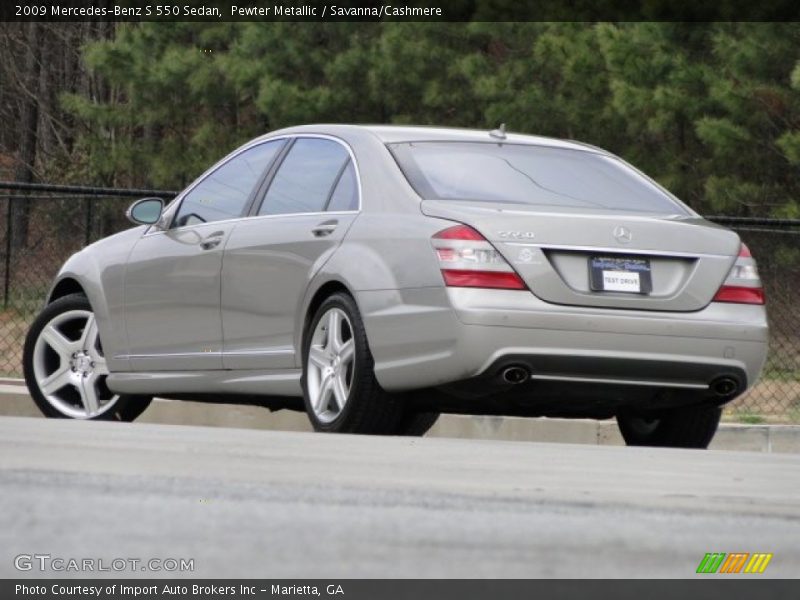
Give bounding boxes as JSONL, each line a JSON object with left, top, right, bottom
{"left": 616, "top": 404, "right": 723, "bottom": 449}
{"left": 23, "top": 293, "right": 152, "bottom": 421}
{"left": 302, "top": 292, "right": 404, "bottom": 434}
{"left": 394, "top": 410, "right": 440, "bottom": 437}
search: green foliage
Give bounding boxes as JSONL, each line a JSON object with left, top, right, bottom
{"left": 62, "top": 22, "right": 800, "bottom": 217}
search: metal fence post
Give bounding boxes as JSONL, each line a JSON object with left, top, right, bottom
{"left": 84, "top": 196, "right": 93, "bottom": 246}
{"left": 3, "top": 198, "right": 11, "bottom": 310}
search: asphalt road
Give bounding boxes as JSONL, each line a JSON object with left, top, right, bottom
{"left": 0, "top": 416, "right": 798, "bottom": 578}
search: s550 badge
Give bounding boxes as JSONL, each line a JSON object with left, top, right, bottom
{"left": 498, "top": 231, "right": 535, "bottom": 239}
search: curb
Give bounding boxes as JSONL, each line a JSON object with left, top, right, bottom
{"left": 428, "top": 414, "right": 800, "bottom": 454}
{"left": 1, "top": 381, "right": 798, "bottom": 453}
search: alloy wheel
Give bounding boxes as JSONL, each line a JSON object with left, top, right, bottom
{"left": 306, "top": 307, "right": 356, "bottom": 423}
{"left": 31, "top": 309, "right": 119, "bottom": 419}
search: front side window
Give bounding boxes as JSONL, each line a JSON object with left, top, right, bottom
{"left": 389, "top": 142, "right": 688, "bottom": 215}
{"left": 258, "top": 138, "right": 351, "bottom": 216}
{"left": 174, "top": 140, "right": 283, "bottom": 227}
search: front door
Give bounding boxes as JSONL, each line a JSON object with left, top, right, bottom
{"left": 124, "top": 222, "right": 235, "bottom": 371}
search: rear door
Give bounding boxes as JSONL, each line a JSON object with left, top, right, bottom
{"left": 221, "top": 136, "right": 360, "bottom": 370}
{"left": 123, "top": 140, "right": 284, "bottom": 371}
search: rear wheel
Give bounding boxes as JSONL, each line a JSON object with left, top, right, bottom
{"left": 23, "top": 293, "right": 152, "bottom": 421}
{"left": 616, "top": 404, "right": 722, "bottom": 449}
{"left": 302, "top": 293, "right": 403, "bottom": 434}
{"left": 394, "top": 410, "right": 440, "bottom": 436}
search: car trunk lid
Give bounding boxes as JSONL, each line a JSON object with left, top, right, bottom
{"left": 422, "top": 200, "right": 740, "bottom": 312}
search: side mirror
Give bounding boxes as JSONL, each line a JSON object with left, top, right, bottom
{"left": 127, "top": 197, "right": 164, "bottom": 226}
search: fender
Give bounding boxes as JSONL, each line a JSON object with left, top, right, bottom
{"left": 47, "top": 226, "right": 146, "bottom": 373}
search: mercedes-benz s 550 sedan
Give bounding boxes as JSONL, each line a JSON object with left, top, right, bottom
{"left": 23, "top": 125, "right": 768, "bottom": 447}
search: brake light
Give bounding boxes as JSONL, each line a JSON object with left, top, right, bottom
{"left": 432, "top": 224, "right": 485, "bottom": 241}
{"left": 432, "top": 224, "right": 527, "bottom": 290}
{"left": 713, "top": 286, "right": 765, "bottom": 304}
{"left": 712, "top": 244, "right": 765, "bottom": 305}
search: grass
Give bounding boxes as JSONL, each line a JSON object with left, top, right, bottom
{"left": 727, "top": 409, "right": 766, "bottom": 425}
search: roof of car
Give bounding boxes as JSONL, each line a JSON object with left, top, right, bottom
{"left": 267, "top": 124, "right": 606, "bottom": 154}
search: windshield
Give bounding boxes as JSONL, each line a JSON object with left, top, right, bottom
{"left": 389, "top": 141, "right": 688, "bottom": 215}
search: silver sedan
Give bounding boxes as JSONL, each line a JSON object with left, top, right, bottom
{"left": 23, "top": 125, "right": 768, "bottom": 447}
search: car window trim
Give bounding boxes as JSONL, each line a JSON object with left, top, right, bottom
{"left": 250, "top": 134, "right": 362, "bottom": 218}
{"left": 142, "top": 209, "right": 362, "bottom": 239}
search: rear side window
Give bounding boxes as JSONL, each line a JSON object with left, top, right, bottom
{"left": 327, "top": 161, "right": 358, "bottom": 212}
{"left": 259, "top": 138, "right": 351, "bottom": 216}
{"left": 174, "top": 140, "right": 283, "bottom": 227}
{"left": 389, "top": 142, "right": 687, "bottom": 215}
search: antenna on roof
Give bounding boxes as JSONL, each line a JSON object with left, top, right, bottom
{"left": 489, "top": 123, "right": 507, "bottom": 140}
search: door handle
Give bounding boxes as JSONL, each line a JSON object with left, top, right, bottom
{"left": 311, "top": 220, "right": 338, "bottom": 237}
{"left": 200, "top": 231, "right": 225, "bottom": 250}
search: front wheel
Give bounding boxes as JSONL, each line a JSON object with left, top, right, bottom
{"left": 23, "top": 293, "right": 152, "bottom": 421}
{"left": 616, "top": 404, "right": 723, "bottom": 449}
{"left": 302, "top": 293, "right": 403, "bottom": 434}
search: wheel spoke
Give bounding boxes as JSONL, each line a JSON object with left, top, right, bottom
{"left": 41, "top": 325, "right": 75, "bottom": 360}
{"left": 326, "top": 310, "right": 342, "bottom": 352}
{"left": 79, "top": 375, "right": 101, "bottom": 416}
{"left": 40, "top": 367, "right": 73, "bottom": 396}
{"left": 316, "top": 373, "right": 334, "bottom": 413}
{"left": 308, "top": 346, "right": 329, "bottom": 370}
{"left": 79, "top": 314, "right": 98, "bottom": 352}
{"left": 339, "top": 338, "right": 355, "bottom": 365}
{"left": 333, "top": 372, "right": 349, "bottom": 410}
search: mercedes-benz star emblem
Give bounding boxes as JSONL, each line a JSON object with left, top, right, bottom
{"left": 613, "top": 225, "right": 632, "bottom": 244}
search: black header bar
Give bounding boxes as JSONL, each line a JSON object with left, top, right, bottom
{"left": 3, "top": 0, "right": 800, "bottom": 22}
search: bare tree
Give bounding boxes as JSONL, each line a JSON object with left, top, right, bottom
{"left": 10, "top": 22, "right": 41, "bottom": 249}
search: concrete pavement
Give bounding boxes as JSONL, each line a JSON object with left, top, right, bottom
{"left": 0, "top": 416, "right": 798, "bottom": 578}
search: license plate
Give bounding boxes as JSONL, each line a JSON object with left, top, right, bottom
{"left": 590, "top": 256, "right": 652, "bottom": 294}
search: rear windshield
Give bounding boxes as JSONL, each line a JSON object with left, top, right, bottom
{"left": 389, "top": 141, "right": 688, "bottom": 215}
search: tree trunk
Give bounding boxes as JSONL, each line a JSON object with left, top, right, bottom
{"left": 11, "top": 22, "right": 41, "bottom": 250}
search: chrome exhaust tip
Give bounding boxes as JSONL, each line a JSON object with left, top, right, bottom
{"left": 710, "top": 376, "right": 740, "bottom": 398}
{"left": 501, "top": 366, "right": 530, "bottom": 385}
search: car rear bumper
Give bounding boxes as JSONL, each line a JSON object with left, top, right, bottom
{"left": 357, "top": 287, "right": 769, "bottom": 410}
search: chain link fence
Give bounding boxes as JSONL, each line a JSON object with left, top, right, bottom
{"left": 0, "top": 182, "right": 798, "bottom": 422}
{"left": 0, "top": 182, "right": 176, "bottom": 382}
{"left": 710, "top": 217, "right": 800, "bottom": 423}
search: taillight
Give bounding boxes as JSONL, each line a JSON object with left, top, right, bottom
{"left": 432, "top": 224, "right": 527, "bottom": 290}
{"left": 712, "top": 244, "right": 765, "bottom": 305}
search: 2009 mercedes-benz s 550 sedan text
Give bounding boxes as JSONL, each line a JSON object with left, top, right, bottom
{"left": 23, "top": 125, "right": 768, "bottom": 448}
